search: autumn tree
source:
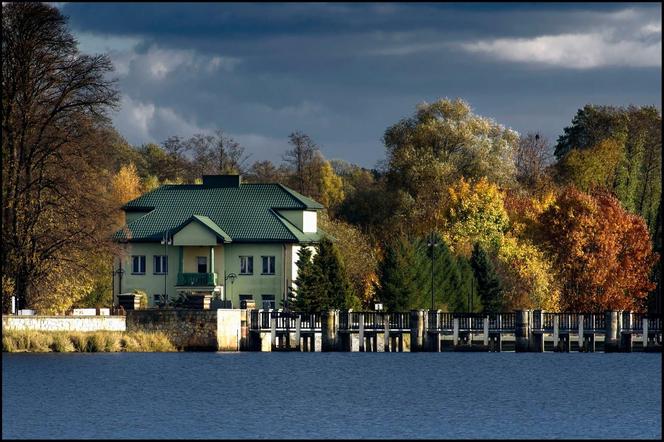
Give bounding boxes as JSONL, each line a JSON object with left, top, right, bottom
{"left": 538, "top": 187, "right": 658, "bottom": 312}
{"left": 319, "top": 213, "right": 378, "bottom": 307}
{"left": 2, "top": 2, "right": 119, "bottom": 312}
{"left": 555, "top": 105, "right": 661, "bottom": 242}
{"left": 384, "top": 98, "right": 519, "bottom": 232}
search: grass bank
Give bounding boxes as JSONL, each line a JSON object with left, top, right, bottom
{"left": 2, "top": 330, "right": 177, "bottom": 353}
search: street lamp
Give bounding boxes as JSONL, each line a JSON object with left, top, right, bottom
{"left": 426, "top": 231, "right": 439, "bottom": 310}
{"left": 160, "top": 229, "right": 171, "bottom": 307}
{"left": 112, "top": 265, "right": 125, "bottom": 309}
{"left": 224, "top": 272, "right": 237, "bottom": 306}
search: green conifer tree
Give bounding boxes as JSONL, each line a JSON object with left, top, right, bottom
{"left": 470, "top": 243, "right": 503, "bottom": 313}
{"left": 290, "top": 246, "right": 316, "bottom": 311}
{"left": 375, "top": 235, "right": 422, "bottom": 311}
{"left": 311, "top": 237, "right": 358, "bottom": 310}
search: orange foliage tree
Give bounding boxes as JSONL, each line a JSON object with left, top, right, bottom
{"left": 539, "top": 187, "right": 658, "bottom": 312}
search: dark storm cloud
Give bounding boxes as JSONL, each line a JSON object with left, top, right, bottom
{"left": 59, "top": 2, "right": 661, "bottom": 167}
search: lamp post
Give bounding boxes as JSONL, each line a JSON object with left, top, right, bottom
{"left": 426, "top": 231, "right": 439, "bottom": 310}
{"left": 112, "top": 264, "right": 125, "bottom": 309}
{"left": 161, "top": 229, "right": 171, "bottom": 307}
{"left": 224, "top": 272, "right": 237, "bottom": 306}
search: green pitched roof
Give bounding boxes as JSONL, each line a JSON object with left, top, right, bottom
{"left": 114, "top": 182, "right": 323, "bottom": 243}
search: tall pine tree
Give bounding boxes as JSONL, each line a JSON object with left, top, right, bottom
{"left": 289, "top": 246, "right": 317, "bottom": 311}
{"left": 375, "top": 235, "right": 422, "bottom": 311}
{"left": 470, "top": 243, "right": 503, "bottom": 313}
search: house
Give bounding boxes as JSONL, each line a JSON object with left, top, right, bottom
{"left": 112, "top": 174, "right": 323, "bottom": 309}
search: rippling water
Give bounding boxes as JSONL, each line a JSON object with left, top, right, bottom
{"left": 2, "top": 352, "right": 661, "bottom": 439}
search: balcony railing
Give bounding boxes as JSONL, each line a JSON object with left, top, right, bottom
{"left": 176, "top": 272, "right": 217, "bottom": 287}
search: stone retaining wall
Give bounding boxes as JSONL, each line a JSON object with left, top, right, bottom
{"left": 126, "top": 309, "right": 241, "bottom": 351}
{"left": 2, "top": 315, "right": 126, "bottom": 332}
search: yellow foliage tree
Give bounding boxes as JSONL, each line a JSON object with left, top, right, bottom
{"left": 318, "top": 161, "right": 345, "bottom": 209}
{"left": 112, "top": 163, "right": 142, "bottom": 206}
{"left": 495, "top": 236, "right": 561, "bottom": 311}
{"left": 443, "top": 177, "right": 510, "bottom": 255}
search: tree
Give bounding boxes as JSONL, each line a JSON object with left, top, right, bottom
{"left": 538, "top": 187, "right": 658, "bottom": 312}
{"left": 554, "top": 105, "right": 661, "bottom": 242}
{"left": 2, "top": 2, "right": 119, "bottom": 312}
{"left": 283, "top": 131, "right": 320, "bottom": 196}
{"left": 318, "top": 160, "right": 345, "bottom": 210}
{"left": 556, "top": 138, "right": 623, "bottom": 192}
{"left": 470, "top": 243, "right": 503, "bottom": 313}
{"left": 515, "top": 133, "right": 553, "bottom": 190}
{"left": 383, "top": 98, "right": 519, "bottom": 231}
{"left": 112, "top": 163, "right": 142, "bottom": 206}
{"left": 246, "top": 160, "right": 288, "bottom": 184}
{"left": 311, "top": 238, "right": 359, "bottom": 311}
{"left": 187, "top": 129, "right": 248, "bottom": 179}
{"left": 289, "top": 247, "right": 316, "bottom": 311}
{"left": 443, "top": 177, "right": 510, "bottom": 255}
{"left": 375, "top": 235, "right": 421, "bottom": 311}
{"left": 319, "top": 213, "right": 378, "bottom": 307}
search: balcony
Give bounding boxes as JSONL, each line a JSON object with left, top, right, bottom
{"left": 176, "top": 272, "right": 218, "bottom": 287}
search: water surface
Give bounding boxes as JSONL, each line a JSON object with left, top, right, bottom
{"left": 2, "top": 353, "right": 661, "bottom": 439}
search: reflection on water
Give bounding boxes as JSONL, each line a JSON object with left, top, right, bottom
{"left": 2, "top": 352, "right": 661, "bottom": 439}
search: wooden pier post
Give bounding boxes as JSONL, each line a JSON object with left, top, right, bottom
{"left": 359, "top": 314, "right": 365, "bottom": 352}
{"left": 410, "top": 310, "right": 424, "bottom": 352}
{"left": 384, "top": 314, "right": 390, "bottom": 352}
{"left": 642, "top": 316, "right": 649, "bottom": 349}
{"left": 588, "top": 314, "right": 596, "bottom": 352}
{"left": 295, "top": 316, "right": 301, "bottom": 351}
{"left": 483, "top": 315, "right": 489, "bottom": 348}
{"left": 578, "top": 314, "right": 584, "bottom": 352}
{"left": 270, "top": 311, "right": 277, "bottom": 351}
{"left": 515, "top": 310, "right": 531, "bottom": 352}
{"left": 453, "top": 317, "right": 459, "bottom": 348}
{"left": 620, "top": 311, "right": 632, "bottom": 352}
{"left": 605, "top": 311, "right": 619, "bottom": 352}
{"left": 553, "top": 315, "right": 559, "bottom": 351}
{"left": 531, "top": 310, "right": 544, "bottom": 352}
{"left": 321, "top": 309, "right": 338, "bottom": 352}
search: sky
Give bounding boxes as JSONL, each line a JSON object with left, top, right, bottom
{"left": 54, "top": 2, "right": 661, "bottom": 168}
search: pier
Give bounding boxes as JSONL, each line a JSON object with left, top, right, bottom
{"left": 246, "top": 309, "right": 663, "bottom": 352}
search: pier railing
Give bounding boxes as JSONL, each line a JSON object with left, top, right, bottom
{"left": 249, "top": 309, "right": 663, "bottom": 335}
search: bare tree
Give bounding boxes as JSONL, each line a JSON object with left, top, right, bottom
{"left": 2, "top": 2, "right": 119, "bottom": 311}
{"left": 185, "top": 129, "right": 248, "bottom": 180}
{"left": 515, "top": 132, "right": 553, "bottom": 189}
{"left": 283, "top": 131, "right": 319, "bottom": 195}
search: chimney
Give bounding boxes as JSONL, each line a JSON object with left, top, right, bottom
{"left": 202, "top": 175, "right": 242, "bottom": 188}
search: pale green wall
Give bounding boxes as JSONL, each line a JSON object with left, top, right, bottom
{"left": 173, "top": 222, "right": 217, "bottom": 246}
{"left": 222, "top": 243, "right": 286, "bottom": 308}
{"left": 115, "top": 242, "right": 292, "bottom": 308}
{"left": 115, "top": 243, "right": 179, "bottom": 306}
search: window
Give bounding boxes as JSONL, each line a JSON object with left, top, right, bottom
{"left": 154, "top": 255, "right": 168, "bottom": 274}
{"left": 197, "top": 256, "right": 207, "bottom": 273}
{"left": 261, "top": 256, "right": 276, "bottom": 275}
{"left": 240, "top": 256, "right": 253, "bottom": 274}
{"left": 262, "top": 294, "right": 275, "bottom": 310}
{"left": 131, "top": 255, "right": 146, "bottom": 274}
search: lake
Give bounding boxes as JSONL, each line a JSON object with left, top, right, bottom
{"left": 2, "top": 352, "right": 661, "bottom": 439}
